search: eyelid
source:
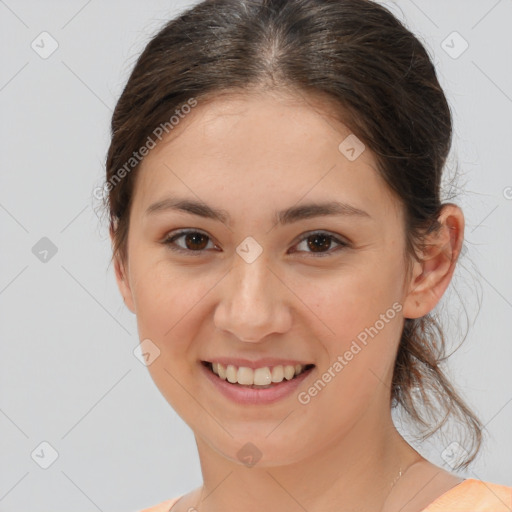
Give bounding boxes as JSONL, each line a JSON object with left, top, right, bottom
{"left": 291, "top": 229, "right": 349, "bottom": 246}
{"left": 162, "top": 228, "right": 349, "bottom": 256}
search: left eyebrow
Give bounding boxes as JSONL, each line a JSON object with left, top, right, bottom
{"left": 144, "top": 196, "right": 372, "bottom": 226}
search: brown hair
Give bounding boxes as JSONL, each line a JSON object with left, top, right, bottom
{"left": 101, "top": 0, "right": 482, "bottom": 469}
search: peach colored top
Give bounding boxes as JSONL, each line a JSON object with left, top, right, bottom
{"left": 138, "top": 479, "right": 512, "bottom": 512}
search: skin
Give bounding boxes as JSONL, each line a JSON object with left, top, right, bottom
{"left": 112, "top": 89, "right": 465, "bottom": 512}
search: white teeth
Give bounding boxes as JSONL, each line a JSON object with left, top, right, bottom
{"left": 271, "top": 365, "right": 284, "bottom": 382}
{"left": 217, "top": 363, "right": 227, "bottom": 380}
{"left": 254, "top": 367, "right": 272, "bottom": 385}
{"left": 238, "top": 366, "right": 256, "bottom": 385}
{"left": 283, "top": 365, "right": 295, "bottom": 380}
{"left": 209, "top": 362, "right": 308, "bottom": 386}
{"left": 226, "top": 365, "right": 237, "bottom": 383}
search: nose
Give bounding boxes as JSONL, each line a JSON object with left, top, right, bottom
{"left": 213, "top": 256, "right": 292, "bottom": 342}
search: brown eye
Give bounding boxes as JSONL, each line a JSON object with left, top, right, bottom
{"left": 292, "top": 231, "right": 348, "bottom": 256}
{"left": 182, "top": 232, "right": 209, "bottom": 250}
{"left": 163, "top": 230, "right": 215, "bottom": 254}
{"left": 306, "top": 233, "right": 333, "bottom": 252}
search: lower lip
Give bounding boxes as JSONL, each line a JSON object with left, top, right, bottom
{"left": 200, "top": 362, "right": 315, "bottom": 405}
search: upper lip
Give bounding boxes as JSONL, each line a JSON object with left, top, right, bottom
{"left": 202, "top": 357, "right": 314, "bottom": 369}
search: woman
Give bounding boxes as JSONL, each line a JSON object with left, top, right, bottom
{"left": 102, "top": 0, "right": 512, "bottom": 510}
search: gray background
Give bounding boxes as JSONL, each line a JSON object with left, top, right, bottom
{"left": 1, "top": 0, "right": 511, "bottom": 511}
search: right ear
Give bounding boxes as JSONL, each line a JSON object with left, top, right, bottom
{"left": 110, "top": 224, "right": 136, "bottom": 314}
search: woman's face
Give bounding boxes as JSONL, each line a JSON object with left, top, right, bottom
{"left": 113, "top": 91, "right": 420, "bottom": 466}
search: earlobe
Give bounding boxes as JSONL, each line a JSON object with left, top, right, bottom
{"left": 402, "top": 204, "right": 464, "bottom": 319}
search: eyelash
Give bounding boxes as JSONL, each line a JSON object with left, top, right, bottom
{"left": 162, "top": 229, "right": 349, "bottom": 257}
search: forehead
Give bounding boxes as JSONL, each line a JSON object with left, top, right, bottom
{"left": 130, "top": 90, "right": 401, "bottom": 222}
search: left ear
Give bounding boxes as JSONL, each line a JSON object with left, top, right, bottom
{"left": 402, "top": 203, "right": 465, "bottom": 319}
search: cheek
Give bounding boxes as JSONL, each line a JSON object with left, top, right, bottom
{"left": 130, "top": 259, "right": 217, "bottom": 353}
{"left": 130, "top": 261, "right": 215, "bottom": 416}
{"left": 290, "top": 257, "right": 404, "bottom": 382}
{"left": 292, "top": 262, "right": 401, "bottom": 337}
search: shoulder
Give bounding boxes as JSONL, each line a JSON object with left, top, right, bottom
{"left": 137, "top": 495, "right": 183, "bottom": 512}
{"left": 423, "top": 479, "right": 512, "bottom": 512}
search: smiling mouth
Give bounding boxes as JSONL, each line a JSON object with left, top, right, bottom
{"left": 201, "top": 360, "right": 315, "bottom": 388}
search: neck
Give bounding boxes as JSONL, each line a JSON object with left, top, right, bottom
{"left": 193, "top": 406, "right": 422, "bottom": 512}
